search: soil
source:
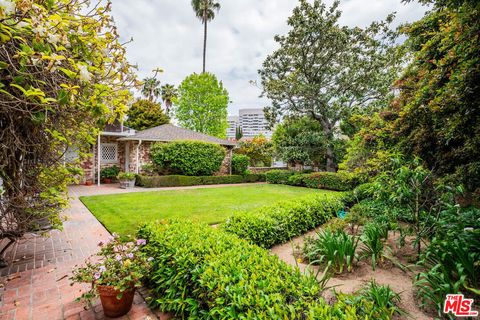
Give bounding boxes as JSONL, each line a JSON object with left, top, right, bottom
{"left": 270, "top": 226, "right": 435, "bottom": 320}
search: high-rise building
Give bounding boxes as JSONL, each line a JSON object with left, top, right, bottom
{"left": 226, "top": 108, "right": 271, "bottom": 139}
{"left": 226, "top": 116, "right": 239, "bottom": 139}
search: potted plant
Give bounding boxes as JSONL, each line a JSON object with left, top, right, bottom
{"left": 100, "top": 166, "right": 120, "bottom": 184}
{"left": 70, "top": 235, "right": 152, "bottom": 318}
{"left": 85, "top": 179, "right": 93, "bottom": 186}
{"left": 117, "top": 172, "right": 136, "bottom": 189}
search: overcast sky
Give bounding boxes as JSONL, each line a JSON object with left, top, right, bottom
{"left": 110, "top": 0, "right": 428, "bottom": 115}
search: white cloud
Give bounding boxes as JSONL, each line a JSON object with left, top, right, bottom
{"left": 110, "top": 0, "right": 427, "bottom": 115}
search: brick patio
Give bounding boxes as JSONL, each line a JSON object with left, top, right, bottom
{"left": 0, "top": 185, "right": 171, "bottom": 320}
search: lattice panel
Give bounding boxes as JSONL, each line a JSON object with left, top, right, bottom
{"left": 101, "top": 143, "right": 118, "bottom": 163}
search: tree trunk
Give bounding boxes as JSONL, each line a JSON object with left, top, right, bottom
{"left": 202, "top": 17, "right": 207, "bottom": 73}
{"left": 325, "top": 144, "right": 336, "bottom": 172}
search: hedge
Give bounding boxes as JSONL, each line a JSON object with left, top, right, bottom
{"left": 265, "top": 169, "right": 295, "bottom": 184}
{"left": 302, "top": 172, "right": 359, "bottom": 191}
{"left": 137, "top": 221, "right": 332, "bottom": 319}
{"left": 150, "top": 141, "right": 226, "bottom": 176}
{"left": 136, "top": 174, "right": 265, "bottom": 188}
{"left": 223, "top": 194, "right": 345, "bottom": 248}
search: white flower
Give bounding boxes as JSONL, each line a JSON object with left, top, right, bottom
{"left": 0, "top": 0, "right": 15, "bottom": 17}
{"left": 48, "top": 33, "right": 61, "bottom": 45}
{"left": 34, "top": 25, "right": 46, "bottom": 36}
{"left": 78, "top": 64, "right": 91, "bottom": 82}
{"left": 16, "top": 21, "right": 29, "bottom": 29}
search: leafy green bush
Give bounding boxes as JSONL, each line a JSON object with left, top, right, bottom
{"left": 150, "top": 141, "right": 226, "bottom": 176}
{"left": 353, "top": 182, "right": 376, "bottom": 201}
{"left": 265, "top": 169, "right": 295, "bottom": 184}
{"left": 303, "top": 171, "right": 358, "bottom": 191}
{"left": 322, "top": 217, "right": 348, "bottom": 233}
{"left": 223, "top": 194, "right": 345, "bottom": 248}
{"left": 335, "top": 280, "right": 403, "bottom": 319}
{"left": 100, "top": 166, "right": 120, "bottom": 179}
{"left": 137, "top": 221, "right": 331, "bottom": 319}
{"left": 135, "top": 174, "right": 265, "bottom": 188}
{"left": 287, "top": 173, "right": 308, "bottom": 186}
{"left": 303, "top": 230, "right": 359, "bottom": 274}
{"left": 117, "top": 172, "right": 136, "bottom": 180}
{"left": 231, "top": 154, "right": 250, "bottom": 175}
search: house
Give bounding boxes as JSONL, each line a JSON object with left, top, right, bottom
{"left": 79, "top": 123, "right": 236, "bottom": 185}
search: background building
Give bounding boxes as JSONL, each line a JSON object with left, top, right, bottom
{"left": 227, "top": 108, "right": 271, "bottom": 139}
{"left": 226, "top": 116, "right": 239, "bottom": 139}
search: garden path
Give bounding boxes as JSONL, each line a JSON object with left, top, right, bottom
{"left": 0, "top": 184, "right": 182, "bottom": 320}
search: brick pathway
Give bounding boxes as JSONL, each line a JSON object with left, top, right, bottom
{"left": 0, "top": 186, "right": 170, "bottom": 320}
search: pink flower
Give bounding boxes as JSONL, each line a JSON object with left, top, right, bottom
{"left": 136, "top": 239, "right": 147, "bottom": 246}
{"left": 115, "top": 255, "right": 122, "bottom": 261}
{"left": 98, "top": 266, "right": 106, "bottom": 273}
{"left": 126, "top": 253, "right": 134, "bottom": 259}
{"left": 94, "top": 272, "right": 101, "bottom": 280}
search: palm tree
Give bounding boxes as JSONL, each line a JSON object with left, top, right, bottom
{"left": 191, "top": 0, "right": 221, "bottom": 73}
{"left": 141, "top": 77, "right": 161, "bottom": 102}
{"left": 161, "top": 84, "right": 178, "bottom": 113}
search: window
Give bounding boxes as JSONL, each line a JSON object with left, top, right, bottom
{"left": 100, "top": 143, "right": 118, "bottom": 163}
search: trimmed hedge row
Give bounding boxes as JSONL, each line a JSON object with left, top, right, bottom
{"left": 265, "top": 169, "right": 296, "bottom": 184}
{"left": 138, "top": 221, "right": 332, "bottom": 319}
{"left": 265, "top": 170, "right": 359, "bottom": 191}
{"left": 223, "top": 194, "right": 345, "bottom": 248}
{"left": 136, "top": 174, "right": 265, "bottom": 188}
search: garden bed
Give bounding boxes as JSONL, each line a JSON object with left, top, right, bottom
{"left": 270, "top": 226, "right": 433, "bottom": 320}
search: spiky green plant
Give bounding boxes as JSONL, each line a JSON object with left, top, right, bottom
{"left": 305, "top": 229, "right": 359, "bottom": 274}
{"left": 360, "top": 222, "right": 385, "bottom": 270}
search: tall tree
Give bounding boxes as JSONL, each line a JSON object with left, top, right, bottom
{"left": 125, "top": 99, "right": 170, "bottom": 131}
{"left": 259, "top": 0, "right": 401, "bottom": 171}
{"left": 191, "top": 0, "right": 221, "bottom": 73}
{"left": 173, "top": 72, "right": 228, "bottom": 138}
{"left": 161, "top": 84, "right": 177, "bottom": 113}
{"left": 392, "top": 0, "right": 480, "bottom": 193}
{"left": 141, "top": 77, "right": 161, "bottom": 102}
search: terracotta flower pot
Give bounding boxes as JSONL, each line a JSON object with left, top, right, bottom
{"left": 97, "top": 285, "right": 135, "bottom": 318}
{"left": 85, "top": 180, "right": 93, "bottom": 186}
{"left": 102, "top": 178, "right": 112, "bottom": 184}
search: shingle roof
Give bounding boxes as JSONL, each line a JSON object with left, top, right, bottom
{"left": 118, "top": 124, "right": 236, "bottom": 146}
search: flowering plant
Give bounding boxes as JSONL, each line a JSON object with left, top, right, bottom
{"left": 70, "top": 234, "right": 152, "bottom": 304}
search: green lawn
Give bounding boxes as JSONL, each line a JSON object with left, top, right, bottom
{"left": 80, "top": 184, "right": 339, "bottom": 235}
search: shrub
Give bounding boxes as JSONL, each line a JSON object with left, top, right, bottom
{"left": 231, "top": 154, "right": 250, "bottom": 175}
{"left": 223, "top": 194, "right": 345, "bottom": 248}
{"left": 287, "top": 173, "right": 308, "bottom": 186}
{"left": 353, "top": 182, "right": 376, "bottom": 201}
{"left": 303, "top": 171, "right": 358, "bottom": 191}
{"left": 135, "top": 174, "right": 265, "bottom": 188}
{"left": 150, "top": 141, "right": 226, "bottom": 176}
{"left": 117, "top": 172, "right": 136, "bottom": 180}
{"left": 265, "top": 169, "right": 295, "bottom": 184}
{"left": 137, "top": 221, "right": 331, "bottom": 319}
{"left": 303, "top": 229, "right": 359, "bottom": 274}
{"left": 100, "top": 166, "right": 120, "bottom": 179}
{"left": 322, "top": 217, "right": 348, "bottom": 233}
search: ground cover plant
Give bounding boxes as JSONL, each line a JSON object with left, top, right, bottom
{"left": 80, "top": 184, "right": 332, "bottom": 234}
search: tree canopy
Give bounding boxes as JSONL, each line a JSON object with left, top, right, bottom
{"left": 173, "top": 72, "right": 228, "bottom": 138}
{"left": 272, "top": 117, "right": 326, "bottom": 168}
{"left": 0, "top": 0, "right": 135, "bottom": 249}
{"left": 259, "top": 0, "right": 402, "bottom": 171}
{"left": 125, "top": 99, "right": 170, "bottom": 131}
{"left": 235, "top": 135, "right": 274, "bottom": 167}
